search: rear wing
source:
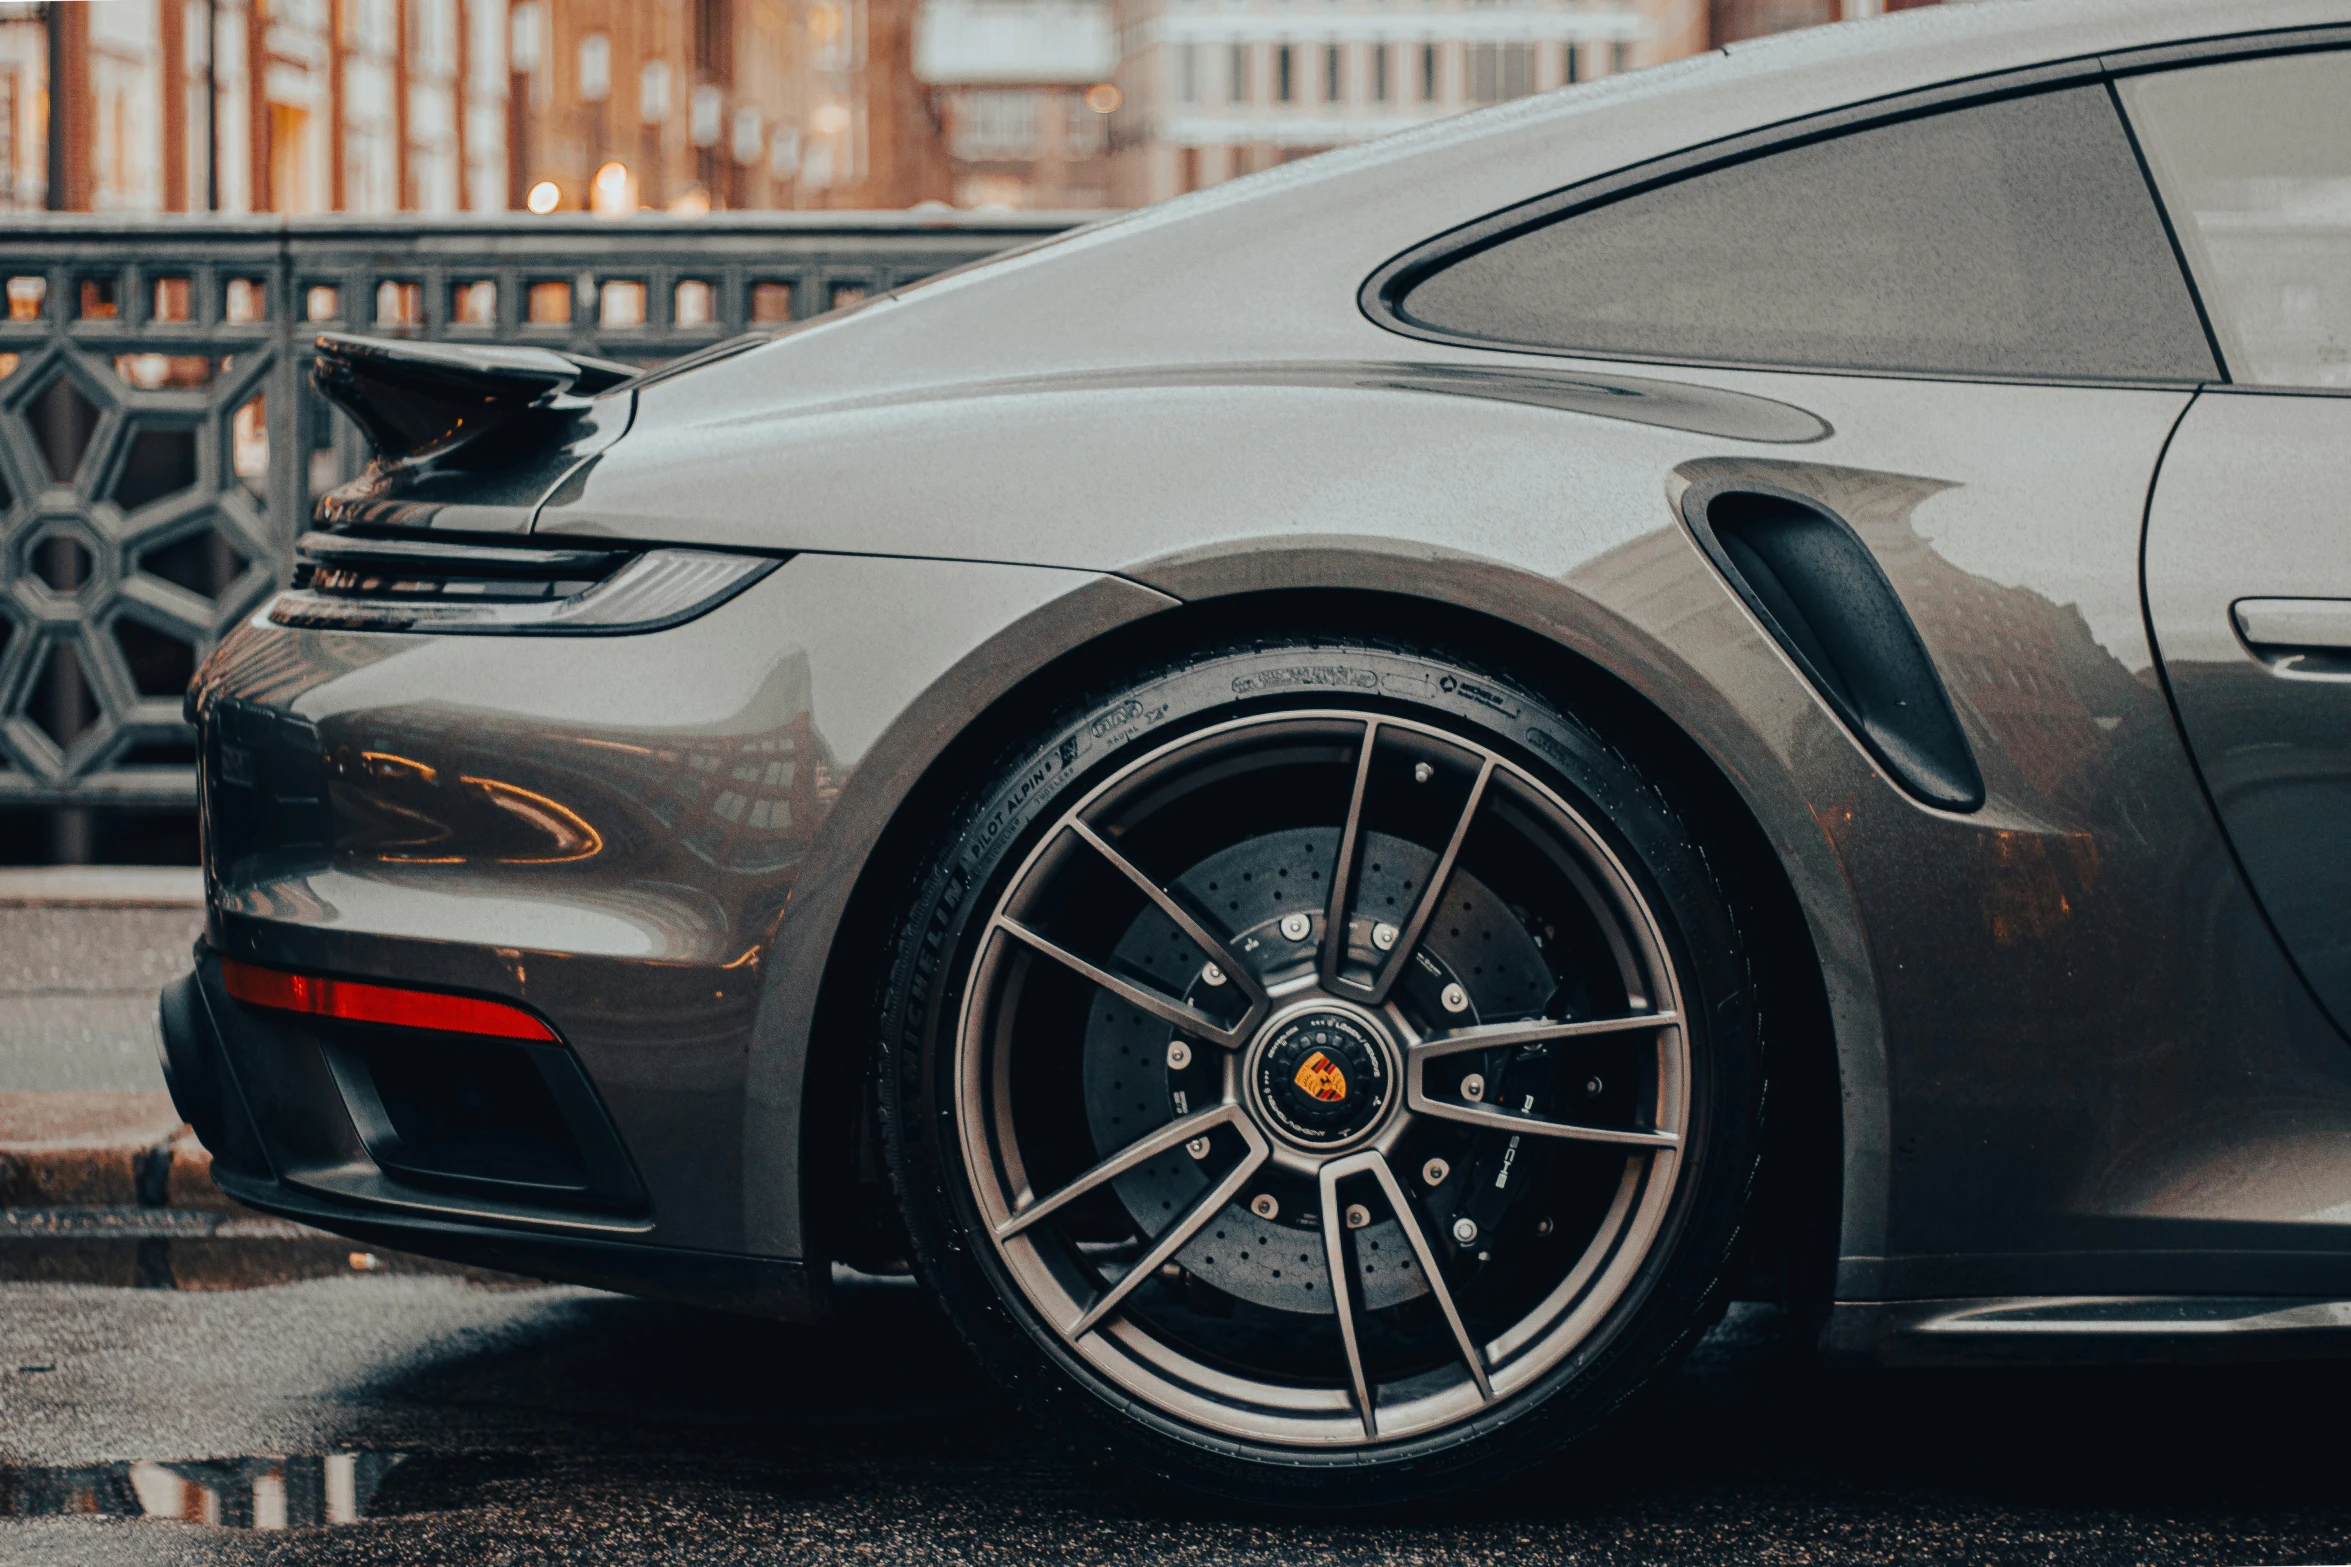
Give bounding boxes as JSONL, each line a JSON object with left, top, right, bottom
{"left": 309, "top": 333, "right": 639, "bottom": 467}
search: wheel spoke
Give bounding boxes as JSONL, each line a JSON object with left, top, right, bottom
{"left": 1414, "top": 1011, "right": 1681, "bottom": 1060}
{"left": 1351, "top": 755, "right": 1495, "bottom": 1006}
{"left": 1407, "top": 1012, "right": 1682, "bottom": 1147}
{"left": 1361, "top": 1152, "right": 1491, "bottom": 1401}
{"left": 1067, "top": 819, "right": 1270, "bottom": 1023}
{"left": 1408, "top": 1095, "right": 1682, "bottom": 1147}
{"left": 993, "top": 916, "right": 1247, "bottom": 1050}
{"left": 1317, "top": 1157, "right": 1379, "bottom": 1438}
{"left": 997, "top": 1104, "right": 1245, "bottom": 1239}
{"left": 1072, "top": 1132, "right": 1269, "bottom": 1338}
{"left": 1319, "top": 718, "right": 1379, "bottom": 993}
{"left": 1320, "top": 1149, "right": 1493, "bottom": 1413}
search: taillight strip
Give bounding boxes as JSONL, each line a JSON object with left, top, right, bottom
{"left": 220, "top": 958, "right": 557, "bottom": 1042}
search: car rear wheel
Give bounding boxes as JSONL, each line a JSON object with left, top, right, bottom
{"left": 877, "top": 639, "right": 1761, "bottom": 1504}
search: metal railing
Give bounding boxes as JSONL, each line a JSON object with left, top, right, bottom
{"left": 0, "top": 211, "right": 1084, "bottom": 838}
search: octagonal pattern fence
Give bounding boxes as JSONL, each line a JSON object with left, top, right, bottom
{"left": 0, "top": 212, "right": 1074, "bottom": 831}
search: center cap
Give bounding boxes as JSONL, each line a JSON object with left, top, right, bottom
{"left": 1251, "top": 1006, "right": 1396, "bottom": 1150}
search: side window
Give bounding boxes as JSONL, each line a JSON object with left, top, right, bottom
{"left": 2120, "top": 50, "right": 2351, "bottom": 389}
{"left": 1392, "top": 86, "right": 2217, "bottom": 382}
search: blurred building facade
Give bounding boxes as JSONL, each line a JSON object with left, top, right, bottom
{"left": 1711, "top": 0, "right": 1938, "bottom": 48}
{"left": 915, "top": 0, "right": 1117, "bottom": 209}
{"left": 1099, "top": 0, "right": 1936, "bottom": 204}
{"left": 1100, "top": 0, "right": 1704, "bottom": 205}
{"left": 0, "top": 0, "right": 947, "bottom": 215}
{"left": 514, "top": 0, "right": 948, "bottom": 212}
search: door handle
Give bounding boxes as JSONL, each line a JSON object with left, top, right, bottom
{"left": 2232, "top": 597, "right": 2351, "bottom": 673}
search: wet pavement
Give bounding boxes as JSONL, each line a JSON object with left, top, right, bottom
{"left": 3, "top": 1277, "right": 2349, "bottom": 1565}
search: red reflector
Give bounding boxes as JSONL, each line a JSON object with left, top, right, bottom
{"left": 220, "top": 958, "right": 557, "bottom": 1042}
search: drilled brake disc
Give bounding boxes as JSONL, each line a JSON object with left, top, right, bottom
{"left": 1080, "top": 825, "right": 1554, "bottom": 1314}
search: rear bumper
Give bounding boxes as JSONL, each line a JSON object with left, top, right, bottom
{"left": 157, "top": 960, "right": 817, "bottom": 1319}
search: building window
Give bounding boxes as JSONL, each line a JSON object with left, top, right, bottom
{"left": 1468, "top": 43, "right": 1500, "bottom": 104}
{"left": 525, "top": 281, "right": 573, "bottom": 325}
{"left": 1066, "top": 91, "right": 1106, "bottom": 156}
{"left": 599, "top": 280, "right": 648, "bottom": 329}
{"left": 1465, "top": 43, "right": 1536, "bottom": 102}
{"left": 750, "top": 282, "right": 795, "bottom": 323}
{"left": 1325, "top": 45, "right": 1342, "bottom": 105}
{"left": 1612, "top": 42, "right": 1631, "bottom": 73}
{"left": 1373, "top": 44, "right": 1390, "bottom": 103}
{"left": 578, "top": 33, "right": 612, "bottom": 103}
{"left": 1230, "top": 42, "right": 1250, "bottom": 105}
{"left": 1567, "top": 43, "right": 1580, "bottom": 84}
{"left": 452, "top": 280, "right": 498, "bottom": 326}
{"left": 1181, "top": 43, "right": 1199, "bottom": 104}
{"left": 1504, "top": 42, "right": 1533, "bottom": 98}
{"left": 1420, "top": 44, "right": 1438, "bottom": 102}
{"left": 674, "top": 280, "right": 717, "bottom": 327}
{"left": 374, "top": 280, "right": 423, "bottom": 328}
{"left": 955, "top": 90, "right": 1043, "bottom": 160}
{"left": 1277, "top": 45, "right": 1294, "bottom": 104}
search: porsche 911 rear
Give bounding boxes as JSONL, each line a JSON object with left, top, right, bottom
{"left": 160, "top": 0, "right": 2351, "bottom": 1509}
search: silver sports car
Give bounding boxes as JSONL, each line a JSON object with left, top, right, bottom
{"left": 159, "top": 0, "right": 2351, "bottom": 1504}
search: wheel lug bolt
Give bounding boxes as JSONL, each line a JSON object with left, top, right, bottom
{"left": 1452, "top": 1217, "right": 1479, "bottom": 1245}
{"left": 1185, "top": 1136, "right": 1211, "bottom": 1161}
{"left": 1536, "top": 1215, "right": 1555, "bottom": 1236}
{"left": 1413, "top": 762, "right": 1434, "bottom": 783}
{"left": 1440, "top": 982, "right": 1469, "bottom": 1013}
{"left": 1371, "top": 922, "right": 1399, "bottom": 951}
{"left": 1200, "top": 962, "right": 1227, "bottom": 987}
{"left": 1344, "top": 1204, "right": 1371, "bottom": 1230}
{"left": 1166, "top": 1040, "right": 1193, "bottom": 1071}
{"left": 1421, "top": 1157, "right": 1450, "bottom": 1187}
{"left": 1278, "top": 912, "right": 1311, "bottom": 942}
{"left": 1460, "top": 1072, "right": 1485, "bottom": 1103}
{"left": 1250, "top": 1193, "right": 1279, "bottom": 1220}
{"left": 1584, "top": 1076, "right": 1603, "bottom": 1096}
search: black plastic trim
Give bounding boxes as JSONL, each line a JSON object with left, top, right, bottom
{"left": 319, "top": 1033, "right": 651, "bottom": 1213}
{"left": 1680, "top": 478, "right": 1984, "bottom": 813}
{"left": 156, "top": 969, "right": 276, "bottom": 1182}
{"left": 212, "top": 1168, "right": 821, "bottom": 1321}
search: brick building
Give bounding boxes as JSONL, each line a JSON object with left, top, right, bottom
{"left": 0, "top": 0, "right": 946, "bottom": 215}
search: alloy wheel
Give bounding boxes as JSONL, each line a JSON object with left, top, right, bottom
{"left": 954, "top": 709, "right": 1691, "bottom": 1446}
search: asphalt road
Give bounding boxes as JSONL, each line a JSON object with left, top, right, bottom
{"left": 3, "top": 1277, "right": 2348, "bottom": 1566}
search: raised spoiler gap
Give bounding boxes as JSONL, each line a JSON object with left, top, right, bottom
{"left": 309, "top": 332, "right": 640, "bottom": 466}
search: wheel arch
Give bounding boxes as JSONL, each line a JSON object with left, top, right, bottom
{"left": 790, "top": 547, "right": 1872, "bottom": 1322}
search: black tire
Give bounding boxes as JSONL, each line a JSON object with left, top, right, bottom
{"left": 876, "top": 637, "right": 1762, "bottom": 1507}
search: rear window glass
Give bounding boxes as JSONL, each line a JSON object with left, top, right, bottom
{"left": 2121, "top": 49, "right": 2351, "bottom": 389}
{"left": 1394, "top": 86, "right": 2217, "bottom": 382}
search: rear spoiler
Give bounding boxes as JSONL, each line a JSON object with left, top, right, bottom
{"left": 309, "top": 333, "right": 639, "bottom": 466}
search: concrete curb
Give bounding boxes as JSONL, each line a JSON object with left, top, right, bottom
{"left": 0, "top": 866, "right": 205, "bottom": 907}
{"left": 1, "top": 880, "right": 531, "bottom": 1290}
{"left": 0, "top": 1092, "right": 517, "bottom": 1289}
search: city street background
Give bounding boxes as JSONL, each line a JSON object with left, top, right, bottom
{"left": 0, "top": 0, "right": 1911, "bottom": 222}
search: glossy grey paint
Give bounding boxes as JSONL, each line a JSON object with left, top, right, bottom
{"left": 2146, "top": 392, "right": 2351, "bottom": 1036}
{"left": 193, "top": 556, "right": 1165, "bottom": 1258}
{"left": 184, "top": 0, "right": 2351, "bottom": 1326}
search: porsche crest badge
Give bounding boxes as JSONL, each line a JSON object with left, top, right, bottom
{"left": 1292, "top": 1049, "right": 1349, "bottom": 1103}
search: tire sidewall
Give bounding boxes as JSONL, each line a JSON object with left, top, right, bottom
{"left": 877, "top": 639, "right": 1761, "bottom": 1503}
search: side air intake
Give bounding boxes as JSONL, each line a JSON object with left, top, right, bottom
{"left": 1681, "top": 479, "right": 1984, "bottom": 812}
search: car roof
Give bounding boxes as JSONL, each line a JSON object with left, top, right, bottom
{"left": 666, "top": 0, "right": 2351, "bottom": 409}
